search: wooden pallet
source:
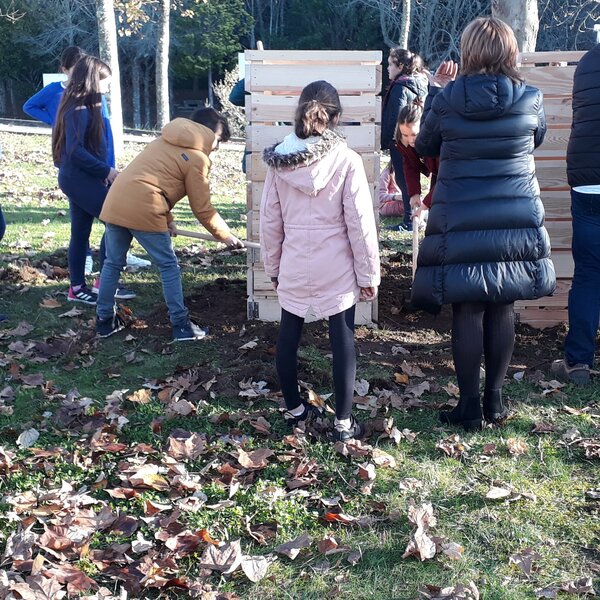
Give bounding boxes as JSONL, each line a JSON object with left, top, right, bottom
{"left": 517, "top": 50, "right": 581, "bottom": 328}
{"left": 245, "top": 50, "right": 382, "bottom": 325}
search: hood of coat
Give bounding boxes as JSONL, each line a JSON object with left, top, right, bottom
{"left": 161, "top": 118, "right": 215, "bottom": 154}
{"left": 445, "top": 74, "right": 526, "bottom": 121}
{"left": 262, "top": 129, "right": 346, "bottom": 196}
{"left": 394, "top": 73, "right": 428, "bottom": 97}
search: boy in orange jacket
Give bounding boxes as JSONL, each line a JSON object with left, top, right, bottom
{"left": 96, "top": 108, "right": 243, "bottom": 341}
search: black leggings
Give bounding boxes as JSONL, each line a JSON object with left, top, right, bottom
{"left": 452, "top": 302, "right": 515, "bottom": 398}
{"left": 276, "top": 306, "right": 356, "bottom": 420}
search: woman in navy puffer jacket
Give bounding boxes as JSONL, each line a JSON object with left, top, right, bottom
{"left": 412, "top": 17, "right": 556, "bottom": 430}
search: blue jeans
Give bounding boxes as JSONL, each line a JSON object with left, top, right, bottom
{"left": 564, "top": 189, "right": 600, "bottom": 367}
{"left": 389, "top": 145, "right": 411, "bottom": 227}
{"left": 97, "top": 223, "right": 188, "bottom": 326}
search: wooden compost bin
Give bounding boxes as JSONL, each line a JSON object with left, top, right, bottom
{"left": 516, "top": 50, "right": 586, "bottom": 328}
{"left": 244, "top": 50, "right": 382, "bottom": 325}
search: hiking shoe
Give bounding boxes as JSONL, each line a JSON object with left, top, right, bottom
{"left": 332, "top": 415, "right": 365, "bottom": 442}
{"left": 172, "top": 321, "right": 208, "bottom": 342}
{"left": 126, "top": 253, "right": 151, "bottom": 269}
{"left": 67, "top": 285, "right": 98, "bottom": 305}
{"left": 84, "top": 255, "right": 94, "bottom": 275}
{"left": 92, "top": 278, "right": 137, "bottom": 300}
{"left": 551, "top": 359, "right": 590, "bottom": 385}
{"left": 283, "top": 403, "right": 319, "bottom": 427}
{"left": 97, "top": 313, "right": 126, "bottom": 338}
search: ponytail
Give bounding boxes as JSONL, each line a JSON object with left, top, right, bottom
{"left": 389, "top": 48, "right": 423, "bottom": 77}
{"left": 294, "top": 80, "right": 342, "bottom": 139}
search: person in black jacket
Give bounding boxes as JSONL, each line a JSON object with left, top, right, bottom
{"left": 412, "top": 17, "right": 556, "bottom": 430}
{"left": 382, "top": 48, "right": 428, "bottom": 231}
{"left": 551, "top": 45, "right": 600, "bottom": 386}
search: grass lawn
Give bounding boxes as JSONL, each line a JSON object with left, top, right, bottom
{"left": 0, "top": 130, "right": 598, "bottom": 599}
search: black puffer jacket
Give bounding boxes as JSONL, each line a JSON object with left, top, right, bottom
{"left": 411, "top": 74, "right": 556, "bottom": 312}
{"left": 381, "top": 74, "right": 428, "bottom": 150}
{"left": 567, "top": 44, "right": 600, "bottom": 187}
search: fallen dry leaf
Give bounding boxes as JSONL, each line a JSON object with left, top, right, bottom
{"left": 16, "top": 428, "right": 40, "bottom": 449}
{"left": 509, "top": 547, "right": 541, "bottom": 577}
{"left": 274, "top": 533, "right": 311, "bottom": 560}
{"left": 506, "top": 438, "right": 529, "bottom": 456}
{"left": 237, "top": 448, "right": 274, "bottom": 470}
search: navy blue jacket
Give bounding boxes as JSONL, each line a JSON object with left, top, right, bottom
{"left": 55, "top": 105, "right": 115, "bottom": 179}
{"left": 567, "top": 44, "right": 600, "bottom": 187}
{"left": 412, "top": 74, "right": 556, "bottom": 312}
{"left": 381, "top": 74, "right": 428, "bottom": 150}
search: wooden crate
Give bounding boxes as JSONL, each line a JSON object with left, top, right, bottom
{"left": 245, "top": 50, "right": 382, "bottom": 325}
{"left": 516, "top": 51, "right": 581, "bottom": 328}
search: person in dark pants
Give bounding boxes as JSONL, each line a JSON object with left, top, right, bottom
{"left": 412, "top": 17, "right": 556, "bottom": 430}
{"left": 552, "top": 44, "right": 600, "bottom": 385}
{"left": 381, "top": 48, "right": 428, "bottom": 231}
{"left": 260, "top": 81, "right": 380, "bottom": 441}
{"left": 52, "top": 56, "right": 134, "bottom": 305}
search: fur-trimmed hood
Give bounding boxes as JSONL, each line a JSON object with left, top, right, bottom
{"left": 262, "top": 129, "right": 346, "bottom": 197}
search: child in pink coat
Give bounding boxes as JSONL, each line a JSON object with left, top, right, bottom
{"left": 260, "top": 80, "right": 380, "bottom": 441}
{"left": 378, "top": 162, "right": 404, "bottom": 217}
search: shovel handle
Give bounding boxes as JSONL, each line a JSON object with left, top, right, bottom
{"left": 174, "top": 228, "right": 261, "bottom": 249}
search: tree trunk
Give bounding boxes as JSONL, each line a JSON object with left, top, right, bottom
{"left": 96, "top": 0, "right": 124, "bottom": 158}
{"left": 492, "top": 0, "right": 539, "bottom": 52}
{"left": 0, "top": 80, "right": 7, "bottom": 116}
{"left": 132, "top": 58, "right": 142, "bottom": 129}
{"left": 142, "top": 60, "right": 151, "bottom": 128}
{"left": 207, "top": 64, "right": 214, "bottom": 107}
{"left": 399, "top": 0, "right": 411, "bottom": 48}
{"left": 156, "top": 0, "right": 170, "bottom": 129}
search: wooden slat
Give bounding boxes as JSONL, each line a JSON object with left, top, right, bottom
{"left": 540, "top": 190, "right": 570, "bottom": 220}
{"left": 520, "top": 51, "right": 585, "bottom": 65}
{"left": 521, "top": 66, "right": 575, "bottom": 96}
{"left": 248, "top": 152, "right": 380, "bottom": 182}
{"left": 245, "top": 50, "right": 382, "bottom": 64}
{"left": 516, "top": 307, "right": 568, "bottom": 328}
{"left": 534, "top": 127, "right": 570, "bottom": 158}
{"left": 246, "top": 63, "right": 382, "bottom": 94}
{"left": 248, "top": 295, "right": 376, "bottom": 325}
{"left": 545, "top": 219, "right": 572, "bottom": 250}
{"left": 246, "top": 94, "right": 381, "bottom": 124}
{"left": 535, "top": 159, "right": 568, "bottom": 190}
{"left": 550, "top": 250, "right": 574, "bottom": 278}
{"left": 247, "top": 124, "right": 380, "bottom": 153}
{"left": 542, "top": 97, "right": 572, "bottom": 127}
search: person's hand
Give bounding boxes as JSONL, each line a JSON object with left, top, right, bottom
{"left": 360, "top": 286, "right": 378, "bottom": 301}
{"left": 271, "top": 277, "right": 278, "bottom": 291}
{"left": 410, "top": 194, "right": 422, "bottom": 210}
{"left": 224, "top": 235, "right": 245, "bottom": 249}
{"left": 428, "top": 60, "right": 458, "bottom": 88}
{"left": 104, "top": 167, "right": 119, "bottom": 186}
{"left": 168, "top": 220, "right": 177, "bottom": 237}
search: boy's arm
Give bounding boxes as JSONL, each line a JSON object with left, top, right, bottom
{"left": 184, "top": 156, "right": 231, "bottom": 241}
{"left": 22, "top": 86, "right": 55, "bottom": 125}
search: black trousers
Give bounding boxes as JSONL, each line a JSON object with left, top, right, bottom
{"left": 452, "top": 302, "right": 515, "bottom": 398}
{"left": 276, "top": 306, "right": 356, "bottom": 420}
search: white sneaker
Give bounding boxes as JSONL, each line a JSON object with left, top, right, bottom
{"left": 84, "top": 255, "right": 94, "bottom": 275}
{"left": 126, "top": 253, "right": 151, "bottom": 269}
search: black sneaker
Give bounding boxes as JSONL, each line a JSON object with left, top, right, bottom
{"left": 283, "top": 403, "right": 319, "bottom": 427}
{"left": 114, "top": 284, "right": 137, "bottom": 300}
{"left": 332, "top": 415, "right": 365, "bottom": 442}
{"left": 172, "top": 320, "right": 208, "bottom": 342}
{"left": 97, "top": 313, "right": 126, "bottom": 338}
{"left": 68, "top": 285, "right": 98, "bottom": 305}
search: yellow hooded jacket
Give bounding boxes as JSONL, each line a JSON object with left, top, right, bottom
{"left": 100, "top": 118, "right": 230, "bottom": 240}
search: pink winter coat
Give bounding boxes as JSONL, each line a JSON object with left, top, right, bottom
{"left": 260, "top": 130, "right": 380, "bottom": 319}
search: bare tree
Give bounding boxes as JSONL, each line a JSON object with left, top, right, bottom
{"left": 156, "top": 0, "right": 170, "bottom": 128}
{"left": 492, "top": 0, "right": 539, "bottom": 52}
{"left": 96, "top": 0, "right": 124, "bottom": 157}
{"left": 350, "top": 0, "right": 412, "bottom": 47}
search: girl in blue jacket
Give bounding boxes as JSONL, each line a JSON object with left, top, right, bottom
{"left": 52, "top": 56, "right": 120, "bottom": 304}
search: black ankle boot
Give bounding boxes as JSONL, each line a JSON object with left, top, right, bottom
{"left": 483, "top": 389, "right": 508, "bottom": 424}
{"left": 440, "top": 396, "right": 483, "bottom": 432}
